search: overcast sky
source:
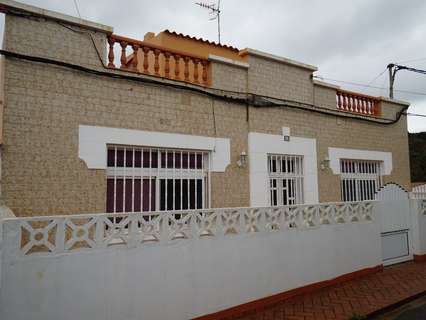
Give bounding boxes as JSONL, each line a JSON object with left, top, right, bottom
{"left": 2, "top": 0, "right": 426, "bottom": 132}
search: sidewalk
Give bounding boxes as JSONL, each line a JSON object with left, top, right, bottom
{"left": 233, "top": 262, "right": 426, "bottom": 320}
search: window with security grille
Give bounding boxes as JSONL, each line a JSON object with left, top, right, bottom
{"left": 106, "top": 146, "right": 210, "bottom": 213}
{"left": 340, "top": 159, "right": 383, "bottom": 201}
{"left": 268, "top": 154, "right": 304, "bottom": 206}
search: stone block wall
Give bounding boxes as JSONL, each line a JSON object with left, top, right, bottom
{"left": 0, "top": 9, "right": 411, "bottom": 216}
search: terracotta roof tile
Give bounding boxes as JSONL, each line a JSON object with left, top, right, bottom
{"left": 163, "top": 29, "right": 239, "bottom": 52}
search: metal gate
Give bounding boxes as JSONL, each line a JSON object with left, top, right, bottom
{"left": 375, "top": 183, "right": 412, "bottom": 265}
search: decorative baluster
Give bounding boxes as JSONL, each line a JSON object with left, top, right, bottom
{"left": 193, "top": 58, "right": 200, "bottom": 84}
{"left": 174, "top": 54, "right": 181, "bottom": 80}
{"left": 337, "top": 92, "right": 342, "bottom": 110}
{"left": 154, "top": 49, "right": 161, "bottom": 76}
{"left": 354, "top": 96, "right": 359, "bottom": 113}
{"left": 107, "top": 37, "right": 115, "bottom": 68}
{"left": 131, "top": 44, "right": 139, "bottom": 71}
{"left": 201, "top": 60, "right": 208, "bottom": 85}
{"left": 362, "top": 98, "right": 367, "bottom": 114}
{"left": 348, "top": 95, "right": 353, "bottom": 112}
{"left": 183, "top": 57, "right": 190, "bottom": 82}
{"left": 342, "top": 93, "right": 347, "bottom": 111}
{"left": 164, "top": 52, "right": 171, "bottom": 78}
{"left": 142, "top": 46, "right": 150, "bottom": 74}
{"left": 120, "top": 41, "right": 128, "bottom": 69}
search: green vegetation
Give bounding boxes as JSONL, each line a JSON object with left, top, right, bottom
{"left": 409, "top": 132, "right": 426, "bottom": 183}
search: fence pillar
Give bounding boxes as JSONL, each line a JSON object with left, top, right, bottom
{"left": 410, "top": 199, "right": 426, "bottom": 259}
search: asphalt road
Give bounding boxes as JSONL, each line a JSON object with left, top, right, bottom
{"left": 372, "top": 295, "right": 426, "bottom": 320}
{"left": 394, "top": 303, "right": 426, "bottom": 320}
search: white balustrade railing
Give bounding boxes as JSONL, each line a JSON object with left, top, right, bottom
{"left": 411, "top": 184, "right": 426, "bottom": 199}
{"left": 412, "top": 193, "right": 426, "bottom": 200}
{"left": 3, "top": 202, "right": 375, "bottom": 257}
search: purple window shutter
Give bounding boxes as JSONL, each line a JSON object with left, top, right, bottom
{"left": 115, "top": 179, "right": 124, "bottom": 212}
{"left": 133, "top": 179, "right": 141, "bottom": 212}
{"left": 125, "top": 179, "right": 133, "bottom": 212}
{"left": 106, "top": 179, "right": 114, "bottom": 213}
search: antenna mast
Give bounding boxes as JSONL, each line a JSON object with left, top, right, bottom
{"left": 196, "top": 1, "right": 221, "bottom": 44}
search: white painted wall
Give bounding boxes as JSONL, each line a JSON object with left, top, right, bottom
{"left": 328, "top": 147, "right": 392, "bottom": 175}
{"left": 410, "top": 200, "right": 426, "bottom": 256}
{"left": 78, "top": 125, "right": 231, "bottom": 172}
{"left": 248, "top": 131, "right": 318, "bottom": 206}
{"left": 0, "top": 215, "right": 381, "bottom": 320}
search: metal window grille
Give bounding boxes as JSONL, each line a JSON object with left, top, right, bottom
{"left": 268, "top": 154, "right": 304, "bottom": 206}
{"left": 106, "top": 145, "right": 210, "bottom": 213}
{"left": 340, "top": 159, "right": 383, "bottom": 201}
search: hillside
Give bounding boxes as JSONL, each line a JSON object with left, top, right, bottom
{"left": 409, "top": 132, "right": 426, "bottom": 183}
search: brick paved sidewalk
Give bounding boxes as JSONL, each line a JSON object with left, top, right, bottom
{"left": 233, "top": 262, "right": 426, "bottom": 320}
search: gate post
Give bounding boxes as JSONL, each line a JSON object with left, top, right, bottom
{"left": 410, "top": 199, "right": 426, "bottom": 261}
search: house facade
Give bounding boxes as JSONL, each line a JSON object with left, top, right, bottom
{"left": 0, "top": 0, "right": 411, "bottom": 217}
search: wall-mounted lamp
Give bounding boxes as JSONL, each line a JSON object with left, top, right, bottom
{"left": 320, "top": 156, "right": 330, "bottom": 171}
{"left": 237, "top": 151, "right": 248, "bottom": 168}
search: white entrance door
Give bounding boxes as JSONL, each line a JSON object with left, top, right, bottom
{"left": 375, "top": 183, "right": 412, "bottom": 265}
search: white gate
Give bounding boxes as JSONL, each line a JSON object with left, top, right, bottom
{"left": 375, "top": 183, "right": 412, "bottom": 265}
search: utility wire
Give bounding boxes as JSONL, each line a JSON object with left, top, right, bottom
{"left": 367, "top": 68, "right": 387, "bottom": 86}
{"left": 388, "top": 64, "right": 426, "bottom": 76}
{"left": 406, "top": 112, "right": 426, "bottom": 118}
{"left": 73, "top": 0, "right": 82, "bottom": 19}
{"left": 0, "top": 6, "right": 410, "bottom": 126}
{"left": 387, "top": 64, "right": 426, "bottom": 99}
{"left": 0, "top": 48, "right": 408, "bottom": 126}
{"left": 313, "top": 75, "right": 426, "bottom": 97}
{"left": 396, "top": 57, "right": 426, "bottom": 64}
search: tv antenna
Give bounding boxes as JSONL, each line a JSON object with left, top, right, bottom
{"left": 196, "top": 1, "right": 222, "bottom": 44}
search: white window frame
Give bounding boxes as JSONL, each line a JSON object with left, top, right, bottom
{"left": 106, "top": 145, "right": 211, "bottom": 213}
{"left": 79, "top": 125, "right": 230, "bottom": 172}
{"left": 248, "top": 131, "right": 318, "bottom": 207}
{"left": 267, "top": 154, "right": 304, "bottom": 206}
{"left": 340, "top": 159, "right": 383, "bottom": 202}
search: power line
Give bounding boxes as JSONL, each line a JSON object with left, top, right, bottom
{"left": 73, "top": 0, "right": 82, "bottom": 19}
{"left": 388, "top": 64, "right": 426, "bottom": 98}
{"left": 0, "top": 6, "right": 410, "bottom": 126}
{"left": 388, "top": 64, "right": 426, "bottom": 76}
{"left": 0, "top": 48, "right": 407, "bottom": 126}
{"left": 367, "top": 68, "right": 387, "bottom": 86}
{"left": 313, "top": 75, "right": 426, "bottom": 97}
{"left": 396, "top": 57, "right": 426, "bottom": 64}
{"left": 407, "top": 112, "right": 426, "bottom": 118}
